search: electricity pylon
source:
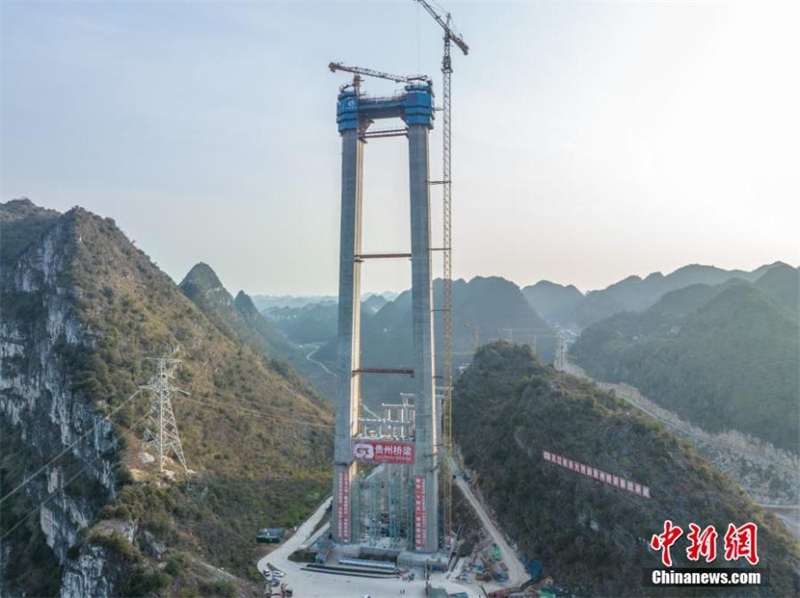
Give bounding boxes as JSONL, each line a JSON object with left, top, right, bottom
{"left": 554, "top": 328, "right": 566, "bottom": 371}
{"left": 141, "top": 357, "right": 189, "bottom": 472}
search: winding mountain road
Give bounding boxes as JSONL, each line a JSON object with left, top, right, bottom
{"left": 303, "top": 343, "right": 336, "bottom": 377}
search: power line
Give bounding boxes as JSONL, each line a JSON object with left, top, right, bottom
{"left": 0, "top": 389, "right": 143, "bottom": 508}
{"left": 1, "top": 352, "right": 335, "bottom": 535}
{"left": 0, "top": 393, "right": 333, "bottom": 543}
{"left": 184, "top": 391, "right": 332, "bottom": 422}
{"left": 179, "top": 395, "right": 332, "bottom": 430}
{"left": 0, "top": 411, "right": 149, "bottom": 544}
{"left": 141, "top": 357, "right": 189, "bottom": 473}
{"left": 1, "top": 378, "right": 332, "bottom": 510}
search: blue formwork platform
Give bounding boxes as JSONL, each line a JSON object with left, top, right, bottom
{"left": 336, "top": 83, "right": 434, "bottom": 133}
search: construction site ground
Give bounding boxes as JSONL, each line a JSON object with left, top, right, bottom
{"left": 257, "top": 475, "right": 540, "bottom": 598}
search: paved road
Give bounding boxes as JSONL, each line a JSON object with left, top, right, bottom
{"left": 303, "top": 343, "right": 336, "bottom": 377}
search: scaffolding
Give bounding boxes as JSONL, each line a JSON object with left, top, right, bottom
{"left": 350, "top": 395, "right": 418, "bottom": 549}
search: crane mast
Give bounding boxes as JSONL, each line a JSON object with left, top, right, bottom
{"left": 414, "top": 0, "right": 468, "bottom": 542}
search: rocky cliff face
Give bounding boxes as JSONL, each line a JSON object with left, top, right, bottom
{"left": 61, "top": 544, "right": 116, "bottom": 598}
{"left": 1, "top": 209, "right": 121, "bottom": 596}
{"left": 2, "top": 200, "right": 333, "bottom": 596}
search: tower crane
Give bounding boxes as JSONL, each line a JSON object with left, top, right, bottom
{"left": 414, "top": 0, "right": 468, "bottom": 541}
{"left": 329, "top": 62, "right": 434, "bottom": 139}
{"left": 328, "top": 61, "right": 430, "bottom": 92}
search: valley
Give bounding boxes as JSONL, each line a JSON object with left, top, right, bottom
{"left": 1, "top": 199, "right": 797, "bottom": 597}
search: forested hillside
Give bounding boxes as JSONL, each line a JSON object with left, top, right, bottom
{"left": 453, "top": 342, "right": 799, "bottom": 597}
{"left": 569, "top": 267, "right": 799, "bottom": 453}
{"left": 179, "top": 262, "right": 331, "bottom": 397}
{"left": 0, "top": 201, "right": 333, "bottom": 596}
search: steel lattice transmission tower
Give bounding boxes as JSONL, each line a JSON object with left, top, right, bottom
{"left": 415, "top": 0, "right": 468, "bottom": 540}
{"left": 141, "top": 357, "right": 189, "bottom": 472}
{"left": 554, "top": 328, "right": 566, "bottom": 371}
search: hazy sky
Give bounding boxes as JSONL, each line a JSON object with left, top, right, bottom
{"left": 2, "top": 1, "right": 798, "bottom": 295}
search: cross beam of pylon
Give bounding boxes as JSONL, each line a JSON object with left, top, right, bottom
{"left": 141, "top": 356, "right": 189, "bottom": 473}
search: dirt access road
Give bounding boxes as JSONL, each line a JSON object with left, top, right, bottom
{"left": 453, "top": 471, "right": 529, "bottom": 588}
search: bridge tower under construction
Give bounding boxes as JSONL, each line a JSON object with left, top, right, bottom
{"left": 331, "top": 79, "right": 440, "bottom": 554}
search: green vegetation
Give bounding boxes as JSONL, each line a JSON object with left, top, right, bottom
{"left": 1, "top": 202, "right": 334, "bottom": 594}
{"left": 64, "top": 208, "right": 334, "bottom": 571}
{"left": 198, "top": 579, "right": 237, "bottom": 597}
{"left": 269, "top": 301, "right": 339, "bottom": 344}
{"left": 178, "top": 263, "right": 285, "bottom": 358}
{"left": 0, "top": 424, "right": 62, "bottom": 597}
{"left": 125, "top": 569, "right": 173, "bottom": 596}
{"left": 521, "top": 279, "right": 584, "bottom": 324}
{"left": 0, "top": 198, "right": 61, "bottom": 266}
{"left": 570, "top": 269, "right": 800, "bottom": 453}
{"left": 179, "top": 262, "right": 337, "bottom": 400}
{"left": 453, "top": 341, "right": 800, "bottom": 597}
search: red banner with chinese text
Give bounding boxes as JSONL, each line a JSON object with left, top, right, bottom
{"left": 337, "top": 469, "right": 351, "bottom": 542}
{"left": 352, "top": 440, "right": 414, "bottom": 464}
{"left": 414, "top": 475, "right": 427, "bottom": 549}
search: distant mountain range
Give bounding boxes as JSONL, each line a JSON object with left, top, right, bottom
{"left": 177, "top": 262, "right": 346, "bottom": 396}
{"left": 251, "top": 294, "right": 336, "bottom": 311}
{"left": 251, "top": 291, "right": 396, "bottom": 312}
{"left": 252, "top": 260, "right": 798, "bottom": 454}
{"left": 523, "top": 263, "right": 785, "bottom": 331}
{"left": 256, "top": 292, "right": 392, "bottom": 348}
{"left": 569, "top": 264, "right": 799, "bottom": 453}
{"left": 300, "top": 276, "right": 557, "bottom": 408}
{"left": 266, "top": 277, "right": 555, "bottom": 360}
{"left": 259, "top": 263, "right": 791, "bottom": 366}
{"left": 179, "top": 262, "right": 298, "bottom": 360}
{"left": 172, "top": 252, "right": 800, "bottom": 456}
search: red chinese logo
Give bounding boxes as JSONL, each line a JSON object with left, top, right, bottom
{"left": 686, "top": 523, "right": 718, "bottom": 563}
{"left": 652, "top": 521, "right": 759, "bottom": 566}
{"left": 650, "top": 520, "right": 683, "bottom": 567}
{"left": 724, "top": 522, "right": 759, "bottom": 565}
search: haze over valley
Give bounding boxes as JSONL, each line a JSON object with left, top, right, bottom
{"left": 2, "top": 1, "right": 798, "bottom": 596}
{"left": 1, "top": 198, "right": 797, "bottom": 596}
